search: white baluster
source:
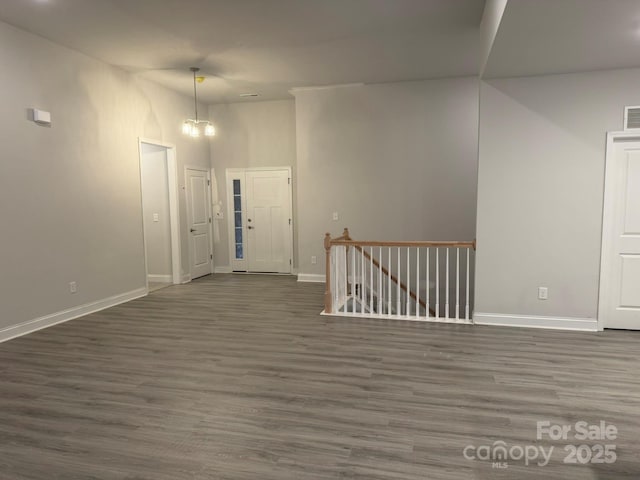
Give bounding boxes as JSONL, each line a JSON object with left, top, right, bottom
{"left": 351, "top": 246, "right": 356, "bottom": 314}
{"left": 343, "top": 246, "right": 348, "bottom": 311}
{"left": 388, "top": 247, "right": 392, "bottom": 314}
{"left": 435, "top": 248, "right": 440, "bottom": 319}
{"left": 396, "top": 247, "right": 401, "bottom": 316}
{"left": 426, "top": 247, "right": 430, "bottom": 317}
{"left": 369, "top": 247, "right": 374, "bottom": 313}
{"left": 466, "top": 248, "right": 470, "bottom": 321}
{"left": 331, "top": 247, "right": 339, "bottom": 312}
{"left": 378, "top": 247, "right": 383, "bottom": 314}
{"left": 360, "top": 246, "right": 365, "bottom": 312}
{"left": 456, "top": 247, "right": 460, "bottom": 320}
{"left": 416, "top": 248, "right": 420, "bottom": 318}
{"left": 445, "top": 248, "right": 450, "bottom": 319}
{"left": 406, "top": 247, "right": 410, "bottom": 316}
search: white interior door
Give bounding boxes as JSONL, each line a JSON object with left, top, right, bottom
{"left": 245, "top": 169, "right": 292, "bottom": 273}
{"left": 186, "top": 168, "right": 212, "bottom": 280}
{"left": 600, "top": 137, "right": 640, "bottom": 329}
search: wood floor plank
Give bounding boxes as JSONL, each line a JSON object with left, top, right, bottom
{"left": 0, "top": 274, "right": 639, "bottom": 479}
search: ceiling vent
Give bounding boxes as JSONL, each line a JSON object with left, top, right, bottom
{"left": 624, "top": 106, "right": 640, "bottom": 130}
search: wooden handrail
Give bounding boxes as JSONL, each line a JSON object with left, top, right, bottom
{"left": 331, "top": 239, "right": 476, "bottom": 249}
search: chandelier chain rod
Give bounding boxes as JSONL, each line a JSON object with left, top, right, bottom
{"left": 192, "top": 68, "right": 199, "bottom": 122}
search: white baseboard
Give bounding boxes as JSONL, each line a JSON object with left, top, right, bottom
{"left": 297, "top": 273, "right": 325, "bottom": 283}
{"left": 181, "top": 274, "right": 191, "bottom": 284}
{"left": 214, "top": 266, "right": 232, "bottom": 274}
{"left": 473, "top": 312, "right": 598, "bottom": 332}
{"left": 0, "top": 287, "right": 148, "bottom": 344}
{"left": 147, "top": 274, "right": 172, "bottom": 283}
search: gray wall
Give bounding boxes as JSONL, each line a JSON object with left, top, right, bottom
{"left": 294, "top": 78, "right": 479, "bottom": 276}
{"left": 140, "top": 143, "right": 172, "bottom": 279}
{"left": 0, "top": 20, "right": 209, "bottom": 330}
{"left": 208, "top": 100, "right": 297, "bottom": 268}
{"left": 475, "top": 68, "right": 640, "bottom": 319}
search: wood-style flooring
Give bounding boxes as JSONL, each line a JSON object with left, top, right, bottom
{"left": 0, "top": 274, "right": 638, "bottom": 479}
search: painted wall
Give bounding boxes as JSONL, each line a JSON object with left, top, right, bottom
{"left": 475, "top": 68, "right": 640, "bottom": 320}
{"left": 140, "top": 143, "right": 172, "bottom": 279}
{"left": 208, "top": 100, "right": 297, "bottom": 269}
{"left": 0, "top": 20, "right": 209, "bottom": 332}
{"left": 294, "top": 78, "right": 479, "bottom": 277}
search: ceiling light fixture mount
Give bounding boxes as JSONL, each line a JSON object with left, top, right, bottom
{"left": 182, "top": 67, "right": 215, "bottom": 138}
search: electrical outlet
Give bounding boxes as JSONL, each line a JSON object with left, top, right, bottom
{"left": 69, "top": 281, "right": 77, "bottom": 294}
{"left": 311, "top": 256, "right": 317, "bottom": 265}
{"left": 332, "top": 212, "right": 339, "bottom": 221}
{"left": 538, "top": 287, "right": 548, "bottom": 300}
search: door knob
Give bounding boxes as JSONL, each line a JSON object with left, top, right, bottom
{"left": 190, "top": 228, "right": 196, "bottom": 233}
{"left": 248, "top": 226, "right": 254, "bottom": 229}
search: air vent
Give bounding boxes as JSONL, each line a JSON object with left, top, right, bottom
{"left": 624, "top": 106, "right": 640, "bottom": 130}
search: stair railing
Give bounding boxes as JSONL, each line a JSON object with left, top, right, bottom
{"left": 324, "top": 228, "right": 476, "bottom": 323}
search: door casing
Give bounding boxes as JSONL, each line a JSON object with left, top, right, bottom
{"left": 138, "top": 138, "right": 182, "bottom": 289}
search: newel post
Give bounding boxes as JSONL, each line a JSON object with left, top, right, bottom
{"left": 324, "top": 232, "right": 333, "bottom": 314}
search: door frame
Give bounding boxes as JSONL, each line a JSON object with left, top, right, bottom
{"left": 138, "top": 138, "right": 182, "bottom": 289}
{"left": 185, "top": 165, "right": 214, "bottom": 279}
{"left": 225, "top": 167, "right": 293, "bottom": 273}
{"left": 597, "top": 130, "right": 640, "bottom": 330}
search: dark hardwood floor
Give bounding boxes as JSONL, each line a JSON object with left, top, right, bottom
{"left": 0, "top": 274, "right": 638, "bottom": 479}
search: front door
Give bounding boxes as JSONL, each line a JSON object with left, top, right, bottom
{"left": 245, "top": 169, "right": 292, "bottom": 273}
{"left": 186, "top": 168, "right": 212, "bottom": 280}
{"left": 600, "top": 137, "right": 640, "bottom": 329}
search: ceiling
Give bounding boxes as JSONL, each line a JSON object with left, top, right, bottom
{"left": 0, "top": 0, "right": 485, "bottom": 103}
{"left": 485, "top": 0, "right": 640, "bottom": 78}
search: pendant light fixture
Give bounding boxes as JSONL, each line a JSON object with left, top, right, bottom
{"left": 182, "top": 67, "right": 215, "bottom": 137}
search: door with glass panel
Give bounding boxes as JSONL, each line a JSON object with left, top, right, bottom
{"left": 226, "top": 168, "right": 293, "bottom": 273}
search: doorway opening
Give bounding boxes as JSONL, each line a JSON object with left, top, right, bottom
{"left": 226, "top": 167, "right": 293, "bottom": 274}
{"left": 138, "top": 139, "right": 181, "bottom": 291}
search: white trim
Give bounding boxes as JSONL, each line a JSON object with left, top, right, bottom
{"left": 473, "top": 312, "right": 598, "bottom": 332}
{"left": 147, "top": 274, "right": 172, "bottom": 283}
{"left": 214, "top": 265, "right": 232, "bottom": 274}
{"left": 598, "top": 131, "right": 640, "bottom": 331}
{"left": 181, "top": 274, "right": 192, "bottom": 284}
{"left": 323, "top": 310, "right": 472, "bottom": 325}
{"left": 0, "top": 287, "right": 147, "bottom": 344}
{"left": 297, "top": 273, "right": 326, "bottom": 283}
{"left": 138, "top": 138, "right": 182, "bottom": 286}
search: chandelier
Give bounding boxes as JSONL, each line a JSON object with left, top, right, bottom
{"left": 182, "top": 67, "right": 215, "bottom": 137}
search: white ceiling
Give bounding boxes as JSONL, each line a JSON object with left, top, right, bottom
{"left": 485, "top": 0, "right": 640, "bottom": 78}
{"left": 0, "top": 0, "right": 485, "bottom": 103}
